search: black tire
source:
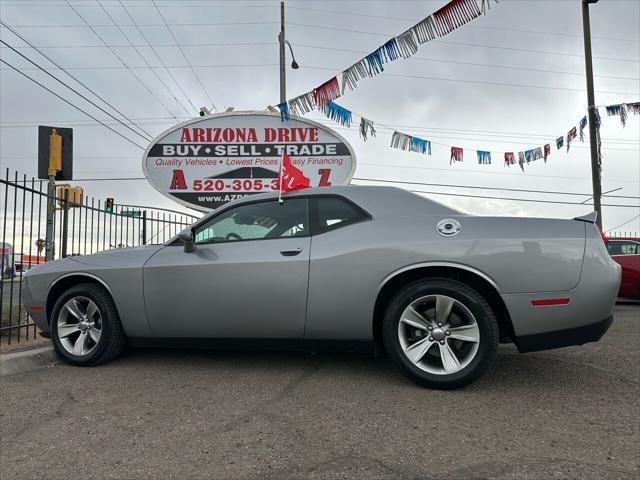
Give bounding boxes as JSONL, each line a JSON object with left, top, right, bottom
{"left": 382, "top": 278, "right": 498, "bottom": 389}
{"left": 50, "top": 283, "right": 125, "bottom": 366}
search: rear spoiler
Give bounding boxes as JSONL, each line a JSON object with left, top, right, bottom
{"left": 574, "top": 211, "right": 598, "bottom": 224}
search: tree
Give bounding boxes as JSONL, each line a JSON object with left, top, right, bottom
{"left": 35, "top": 238, "right": 46, "bottom": 255}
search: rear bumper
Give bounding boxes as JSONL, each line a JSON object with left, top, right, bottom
{"left": 502, "top": 224, "right": 620, "bottom": 350}
{"left": 515, "top": 314, "right": 613, "bottom": 353}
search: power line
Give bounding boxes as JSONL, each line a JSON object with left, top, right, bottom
{"left": 285, "top": 22, "right": 640, "bottom": 63}
{"left": 0, "top": 20, "right": 155, "bottom": 141}
{"left": 355, "top": 161, "right": 640, "bottom": 185}
{"left": 0, "top": 115, "right": 636, "bottom": 144}
{"left": 308, "top": 102, "right": 640, "bottom": 154}
{"left": 8, "top": 14, "right": 638, "bottom": 44}
{"left": 352, "top": 177, "right": 640, "bottom": 199}
{"left": 3, "top": 29, "right": 637, "bottom": 64}
{"left": 0, "top": 37, "right": 154, "bottom": 143}
{"left": 7, "top": 21, "right": 279, "bottom": 28}
{"left": 1, "top": 114, "right": 639, "bottom": 147}
{"left": 20, "top": 170, "right": 636, "bottom": 208}
{"left": 299, "top": 65, "right": 638, "bottom": 96}
{"left": 63, "top": 0, "right": 185, "bottom": 120}
{"left": 293, "top": 44, "right": 639, "bottom": 82}
{"left": 97, "top": 0, "right": 192, "bottom": 117}
{"left": 347, "top": 121, "right": 640, "bottom": 144}
{"left": 403, "top": 188, "right": 639, "bottom": 208}
{"left": 15, "top": 22, "right": 640, "bottom": 63}
{"left": 0, "top": 42, "right": 276, "bottom": 50}
{"left": 18, "top": 171, "right": 637, "bottom": 200}
{"left": 4, "top": 36, "right": 638, "bottom": 82}
{"left": 151, "top": 0, "right": 218, "bottom": 112}
{"left": 336, "top": 121, "right": 640, "bottom": 146}
{"left": 1, "top": 112, "right": 637, "bottom": 152}
{"left": 3, "top": 54, "right": 637, "bottom": 83}
{"left": 15, "top": 171, "right": 636, "bottom": 207}
{"left": 118, "top": 0, "right": 199, "bottom": 115}
{"left": 0, "top": 63, "right": 281, "bottom": 71}
{"left": 3, "top": 61, "right": 636, "bottom": 96}
{"left": 606, "top": 214, "right": 640, "bottom": 232}
{"left": 0, "top": 58, "right": 145, "bottom": 149}
{"left": 285, "top": 5, "right": 640, "bottom": 43}
{"left": 316, "top": 120, "right": 640, "bottom": 152}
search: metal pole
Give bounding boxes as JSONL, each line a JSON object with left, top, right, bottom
{"left": 581, "top": 0, "right": 602, "bottom": 229}
{"left": 279, "top": 0, "right": 286, "bottom": 103}
{"left": 142, "top": 210, "right": 147, "bottom": 245}
{"left": 45, "top": 128, "right": 62, "bottom": 261}
{"left": 45, "top": 178, "right": 55, "bottom": 261}
{"left": 61, "top": 188, "right": 69, "bottom": 258}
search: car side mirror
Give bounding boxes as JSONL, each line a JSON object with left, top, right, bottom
{"left": 178, "top": 231, "right": 196, "bottom": 253}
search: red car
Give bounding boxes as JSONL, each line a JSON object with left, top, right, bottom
{"left": 606, "top": 237, "right": 640, "bottom": 300}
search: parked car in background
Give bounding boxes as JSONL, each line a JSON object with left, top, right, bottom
{"left": 606, "top": 237, "right": 640, "bottom": 300}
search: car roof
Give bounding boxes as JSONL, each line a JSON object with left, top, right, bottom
{"left": 217, "top": 185, "right": 460, "bottom": 219}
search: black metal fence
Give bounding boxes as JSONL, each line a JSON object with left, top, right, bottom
{"left": 0, "top": 169, "right": 200, "bottom": 345}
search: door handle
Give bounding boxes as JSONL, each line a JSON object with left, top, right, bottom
{"left": 280, "top": 248, "right": 302, "bottom": 257}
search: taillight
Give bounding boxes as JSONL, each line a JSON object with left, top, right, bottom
{"left": 596, "top": 226, "right": 608, "bottom": 244}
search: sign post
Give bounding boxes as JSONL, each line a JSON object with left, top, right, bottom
{"left": 45, "top": 129, "right": 61, "bottom": 261}
{"left": 38, "top": 126, "right": 73, "bottom": 261}
{"left": 142, "top": 111, "right": 356, "bottom": 212}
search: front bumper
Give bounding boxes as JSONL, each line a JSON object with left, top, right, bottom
{"left": 20, "top": 277, "right": 49, "bottom": 333}
{"left": 515, "top": 315, "right": 613, "bottom": 353}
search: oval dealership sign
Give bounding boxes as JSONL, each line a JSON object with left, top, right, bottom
{"left": 142, "top": 111, "right": 356, "bottom": 212}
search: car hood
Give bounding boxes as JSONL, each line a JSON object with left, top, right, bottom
{"left": 68, "top": 244, "right": 164, "bottom": 268}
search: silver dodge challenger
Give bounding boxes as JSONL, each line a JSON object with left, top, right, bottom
{"left": 22, "top": 186, "right": 621, "bottom": 388}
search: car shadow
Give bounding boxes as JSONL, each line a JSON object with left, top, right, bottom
{"left": 110, "top": 343, "right": 622, "bottom": 393}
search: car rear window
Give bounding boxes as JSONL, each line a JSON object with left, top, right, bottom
{"left": 311, "top": 197, "right": 369, "bottom": 234}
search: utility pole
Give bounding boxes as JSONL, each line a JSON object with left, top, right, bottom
{"left": 581, "top": 0, "right": 602, "bottom": 229}
{"left": 279, "top": 0, "right": 286, "bottom": 103}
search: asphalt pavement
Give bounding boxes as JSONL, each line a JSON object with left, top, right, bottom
{"left": 1, "top": 305, "right": 638, "bottom": 480}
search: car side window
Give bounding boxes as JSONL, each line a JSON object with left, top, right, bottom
{"left": 194, "top": 198, "right": 308, "bottom": 244}
{"left": 607, "top": 241, "right": 622, "bottom": 255}
{"left": 607, "top": 241, "right": 638, "bottom": 256}
{"left": 620, "top": 242, "right": 638, "bottom": 255}
{"left": 311, "top": 196, "right": 369, "bottom": 235}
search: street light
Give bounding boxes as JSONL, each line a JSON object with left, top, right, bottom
{"left": 280, "top": 36, "right": 299, "bottom": 70}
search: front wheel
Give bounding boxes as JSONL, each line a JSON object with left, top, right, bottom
{"left": 382, "top": 278, "right": 498, "bottom": 389}
{"left": 51, "top": 283, "right": 125, "bottom": 366}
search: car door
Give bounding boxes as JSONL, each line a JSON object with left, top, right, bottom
{"left": 143, "top": 198, "right": 311, "bottom": 338}
{"left": 304, "top": 196, "right": 374, "bottom": 340}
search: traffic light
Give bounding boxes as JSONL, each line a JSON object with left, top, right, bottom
{"left": 105, "top": 198, "right": 114, "bottom": 213}
{"left": 38, "top": 126, "right": 73, "bottom": 180}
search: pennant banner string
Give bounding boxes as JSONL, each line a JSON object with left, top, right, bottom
{"left": 308, "top": 99, "right": 638, "bottom": 172}
{"left": 282, "top": 0, "right": 499, "bottom": 110}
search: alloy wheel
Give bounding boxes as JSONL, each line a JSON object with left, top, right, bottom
{"left": 397, "top": 294, "right": 480, "bottom": 375}
{"left": 57, "top": 296, "right": 103, "bottom": 356}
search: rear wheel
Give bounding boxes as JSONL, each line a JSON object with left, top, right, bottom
{"left": 382, "top": 278, "right": 498, "bottom": 389}
{"left": 51, "top": 283, "right": 125, "bottom": 366}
